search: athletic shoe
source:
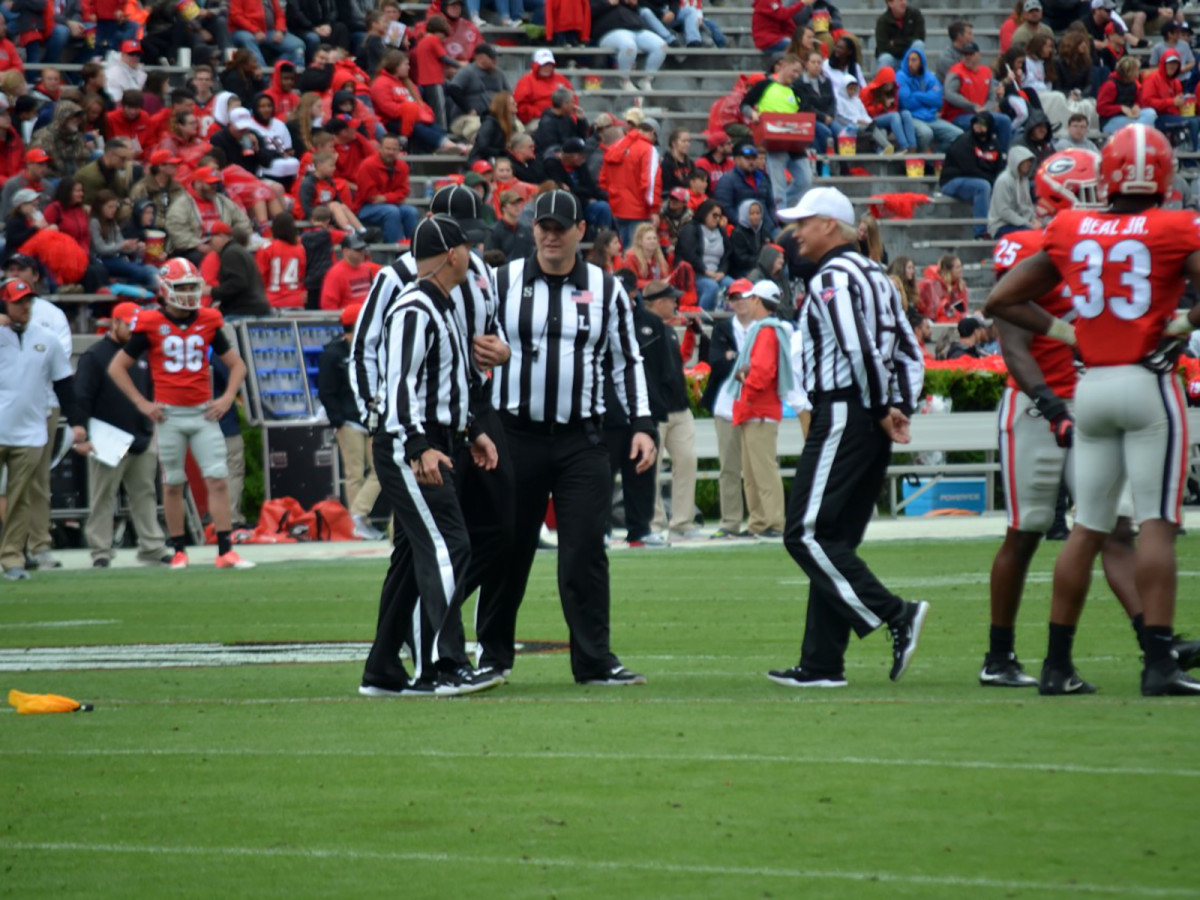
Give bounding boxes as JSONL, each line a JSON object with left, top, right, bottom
{"left": 92, "top": 558, "right": 111, "bottom": 568}
{"left": 766, "top": 666, "right": 847, "bottom": 688}
{"left": 1141, "top": 664, "right": 1200, "bottom": 697}
{"left": 27, "top": 551, "right": 61, "bottom": 570}
{"left": 577, "top": 665, "right": 647, "bottom": 685}
{"left": 169, "top": 551, "right": 189, "bottom": 570}
{"left": 888, "top": 600, "right": 930, "bottom": 681}
{"left": 434, "top": 665, "right": 504, "bottom": 696}
{"left": 3, "top": 567, "right": 30, "bottom": 581}
{"left": 1038, "top": 663, "right": 1097, "bottom": 695}
{"left": 352, "top": 514, "right": 384, "bottom": 541}
{"left": 979, "top": 653, "right": 1038, "bottom": 687}
{"left": 1173, "top": 636, "right": 1200, "bottom": 671}
{"left": 756, "top": 528, "right": 783, "bottom": 539}
{"left": 630, "top": 533, "right": 669, "bottom": 548}
{"left": 475, "top": 665, "right": 509, "bottom": 684}
{"left": 671, "top": 527, "right": 704, "bottom": 541}
{"left": 215, "top": 551, "right": 256, "bottom": 570}
{"left": 358, "top": 674, "right": 410, "bottom": 697}
{"left": 709, "top": 528, "right": 742, "bottom": 539}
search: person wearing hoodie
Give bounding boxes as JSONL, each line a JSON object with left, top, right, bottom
{"left": 942, "top": 41, "right": 1013, "bottom": 151}
{"left": 512, "top": 49, "right": 574, "bottom": 124}
{"left": 862, "top": 65, "right": 918, "bottom": 152}
{"left": 748, "top": 241, "right": 794, "bottom": 321}
{"left": 599, "top": 117, "right": 661, "bottom": 246}
{"left": 1139, "top": 47, "right": 1200, "bottom": 150}
{"left": 987, "top": 144, "right": 1037, "bottom": 238}
{"left": 728, "top": 198, "right": 768, "bottom": 279}
{"left": 246, "top": 93, "right": 301, "bottom": 183}
{"left": 1013, "top": 108, "right": 1056, "bottom": 171}
{"left": 29, "top": 98, "right": 89, "bottom": 178}
{"left": 938, "top": 112, "right": 1003, "bottom": 239}
{"left": 742, "top": 53, "right": 811, "bottom": 208}
{"left": 1096, "top": 54, "right": 1157, "bottom": 133}
{"left": 263, "top": 61, "right": 300, "bottom": 122}
{"left": 897, "top": 46, "right": 962, "bottom": 151}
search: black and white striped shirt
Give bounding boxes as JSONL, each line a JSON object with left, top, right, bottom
{"left": 493, "top": 256, "right": 652, "bottom": 428}
{"left": 800, "top": 247, "right": 925, "bottom": 416}
{"left": 350, "top": 250, "right": 503, "bottom": 424}
{"left": 379, "top": 279, "right": 471, "bottom": 459}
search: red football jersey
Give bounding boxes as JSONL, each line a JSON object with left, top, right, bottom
{"left": 131, "top": 306, "right": 227, "bottom": 407}
{"left": 1043, "top": 207, "right": 1200, "bottom": 367}
{"left": 993, "top": 228, "right": 1077, "bottom": 398}
{"left": 257, "top": 241, "right": 308, "bottom": 309}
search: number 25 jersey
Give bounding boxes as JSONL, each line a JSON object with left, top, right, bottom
{"left": 1042, "top": 207, "right": 1200, "bottom": 367}
{"left": 128, "top": 306, "right": 230, "bottom": 407}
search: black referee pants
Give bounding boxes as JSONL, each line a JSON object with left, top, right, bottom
{"left": 364, "top": 432, "right": 472, "bottom": 683}
{"left": 475, "top": 417, "right": 621, "bottom": 681}
{"left": 783, "top": 398, "right": 906, "bottom": 676}
{"left": 606, "top": 424, "right": 655, "bottom": 542}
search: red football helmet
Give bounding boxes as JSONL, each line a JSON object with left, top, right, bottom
{"left": 1034, "top": 149, "right": 1102, "bottom": 217}
{"left": 1100, "top": 123, "right": 1175, "bottom": 198}
{"left": 158, "top": 257, "right": 203, "bottom": 310}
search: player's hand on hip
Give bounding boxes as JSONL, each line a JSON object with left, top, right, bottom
{"left": 630, "top": 432, "right": 657, "bottom": 474}
{"left": 138, "top": 398, "right": 167, "bottom": 423}
{"left": 203, "top": 396, "right": 233, "bottom": 421}
{"left": 473, "top": 334, "right": 510, "bottom": 368}
{"left": 879, "top": 407, "right": 911, "bottom": 444}
{"left": 413, "top": 449, "right": 453, "bottom": 485}
{"left": 470, "top": 433, "right": 498, "bottom": 470}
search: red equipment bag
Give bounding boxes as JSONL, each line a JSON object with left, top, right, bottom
{"left": 752, "top": 113, "right": 816, "bottom": 152}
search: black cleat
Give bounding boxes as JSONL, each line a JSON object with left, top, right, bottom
{"left": 434, "top": 665, "right": 504, "bottom": 696}
{"left": 577, "top": 665, "right": 647, "bottom": 685}
{"left": 1038, "top": 663, "right": 1097, "bottom": 695}
{"left": 766, "top": 666, "right": 847, "bottom": 688}
{"left": 1172, "top": 637, "right": 1200, "bottom": 671}
{"left": 1142, "top": 664, "right": 1200, "bottom": 697}
{"left": 888, "top": 600, "right": 930, "bottom": 681}
{"left": 358, "top": 673, "right": 411, "bottom": 697}
{"left": 979, "top": 653, "right": 1038, "bottom": 687}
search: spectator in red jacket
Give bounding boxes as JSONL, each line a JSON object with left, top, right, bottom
{"left": 512, "top": 49, "right": 575, "bottom": 124}
{"left": 599, "top": 117, "right": 662, "bottom": 246}
{"left": 229, "top": 0, "right": 306, "bottom": 68}
{"left": 0, "top": 18, "right": 24, "bottom": 73}
{"left": 752, "top": 0, "right": 806, "bottom": 53}
{"left": 326, "top": 115, "right": 374, "bottom": 192}
{"left": 370, "top": 49, "right": 468, "bottom": 154}
{"left": 1139, "top": 48, "right": 1200, "bottom": 150}
{"left": 320, "top": 232, "right": 382, "bottom": 310}
{"left": 105, "top": 89, "right": 155, "bottom": 156}
{"left": 355, "top": 133, "right": 419, "bottom": 243}
{"left": 0, "top": 103, "right": 25, "bottom": 189}
{"left": 917, "top": 254, "right": 969, "bottom": 322}
{"left": 263, "top": 60, "right": 300, "bottom": 121}
{"left": 414, "top": 15, "right": 462, "bottom": 130}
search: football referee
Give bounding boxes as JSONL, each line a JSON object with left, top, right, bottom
{"left": 359, "top": 215, "right": 502, "bottom": 698}
{"left": 478, "top": 189, "right": 657, "bottom": 685}
{"left": 769, "top": 188, "right": 930, "bottom": 689}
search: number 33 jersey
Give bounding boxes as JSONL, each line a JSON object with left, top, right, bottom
{"left": 1042, "top": 207, "right": 1200, "bottom": 367}
{"left": 127, "top": 306, "right": 230, "bottom": 407}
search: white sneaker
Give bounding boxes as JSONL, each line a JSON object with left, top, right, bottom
{"left": 352, "top": 514, "right": 384, "bottom": 541}
{"left": 671, "top": 527, "right": 704, "bottom": 541}
{"left": 636, "top": 77, "right": 654, "bottom": 92}
{"left": 539, "top": 524, "right": 559, "bottom": 548}
{"left": 619, "top": 78, "right": 637, "bottom": 92}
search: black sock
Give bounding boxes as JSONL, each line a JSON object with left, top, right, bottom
{"left": 1046, "top": 622, "right": 1076, "bottom": 671}
{"left": 1144, "top": 625, "right": 1175, "bottom": 667}
{"left": 170, "top": 534, "right": 186, "bottom": 554}
{"left": 1131, "top": 613, "right": 1146, "bottom": 650}
{"left": 217, "top": 531, "right": 232, "bottom": 556}
{"left": 989, "top": 625, "right": 1015, "bottom": 660}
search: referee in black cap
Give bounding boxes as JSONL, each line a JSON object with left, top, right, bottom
{"left": 359, "top": 215, "right": 503, "bottom": 697}
{"left": 768, "top": 187, "right": 929, "bottom": 689}
{"left": 478, "top": 189, "right": 657, "bottom": 684}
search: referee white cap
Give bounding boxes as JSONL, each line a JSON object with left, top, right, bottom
{"left": 778, "top": 187, "right": 855, "bottom": 226}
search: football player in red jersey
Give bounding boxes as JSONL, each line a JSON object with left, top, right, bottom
{"left": 986, "top": 125, "right": 1200, "bottom": 696}
{"left": 106, "top": 258, "right": 256, "bottom": 571}
{"left": 984, "top": 149, "right": 1199, "bottom": 688}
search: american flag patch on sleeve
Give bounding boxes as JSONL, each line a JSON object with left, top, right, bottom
{"left": 570, "top": 290, "right": 594, "bottom": 304}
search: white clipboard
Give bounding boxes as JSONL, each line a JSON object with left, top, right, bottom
{"left": 87, "top": 418, "right": 135, "bottom": 468}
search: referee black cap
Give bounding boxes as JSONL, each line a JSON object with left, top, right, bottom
{"left": 431, "top": 184, "right": 488, "bottom": 242}
{"left": 532, "top": 189, "right": 582, "bottom": 227}
{"left": 412, "top": 214, "right": 470, "bottom": 260}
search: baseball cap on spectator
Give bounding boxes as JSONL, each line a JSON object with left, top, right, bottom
{"left": 961, "top": 41, "right": 980, "bottom": 55}
{"left": 192, "top": 166, "right": 222, "bottom": 184}
{"left": 727, "top": 278, "right": 754, "bottom": 298}
{"left": 149, "top": 149, "right": 182, "bottom": 166}
{"left": 1022, "top": 0, "right": 1041, "bottom": 10}
{"left": 412, "top": 214, "right": 469, "bottom": 260}
{"left": 593, "top": 112, "right": 617, "bottom": 130}
{"left": 533, "top": 49, "right": 556, "bottom": 66}
{"left": 120, "top": 39, "right": 141, "bottom": 54}
{"left": 751, "top": 279, "right": 781, "bottom": 309}
{"left": 342, "top": 232, "right": 368, "bottom": 251}
{"left": 642, "top": 281, "right": 682, "bottom": 303}
{"left": 209, "top": 220, "right": 232, "bottom": 235}
{"left": 230, "top": 108, "right": 254, "bottom": 130}
{"left": 12, "top": 188, "right": 39, "bottom": 205}
{"left": 1090, "top": 0, "right": 1115, "bottom": 8}
{"left": 777, "top": 185, "right": 856, "bottom": 225}
{"left": 639, "top": 116, "right": 661, "bottom": 135}
{"left": 110, "top": 301, "right": 140, "bottom": 325}
{"left": 562, "top": 136, "right": 587, "bottom": 154}
{"left": 341, "top": 302, "right": 362, "bottom": 328}
{"left": 470, "top": 158, "right": 493, "bottom": 174}
{"left": 430, "top": 183, "right": 488, "bottom": 241}
{"left": 475, "top": 43, "right": 497, "bottom": 59}
{"left": 1, "top": 279, "right": 34, "bottom": 302}
{"left": 669, "top": 187, "right": 690, "bottom": 202}
{"left": 532, "top": 189, "right": 582, "bottom": 227}
{"left": 25, "top": 148, "right": 49, "bottom": 164}
{"left": 6, "top": 253, "right": 36, "bottom": 271}
{"left": 734, "top": 138, "right": 759, "bottom": 157}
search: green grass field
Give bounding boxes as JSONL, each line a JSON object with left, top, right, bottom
{"left": 2, "top": 538, "right": 1199, "bottom": 899}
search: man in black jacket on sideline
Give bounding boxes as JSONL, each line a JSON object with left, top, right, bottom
{"left": 76, "top": 302, "right": 172, "bottom": 568}
{"left": 210, "top": 223, "right": 271, "bottom": 317}
{"left": 938, "top": 112, "right": 1004, "bottom": 239}
{"left": 318, "top": 302, "right": 383, "bottom": 540}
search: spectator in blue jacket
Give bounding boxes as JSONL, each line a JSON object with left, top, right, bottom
{"left": 896, "top": 45, "right": 963, "bottom": 151}
{"left": 713, "top": 139, "right": 777, "bottom": 234}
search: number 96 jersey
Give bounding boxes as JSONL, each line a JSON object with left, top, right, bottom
{"left": 130, "top": 306, "right": 229, "bottom": 407}
{"left": 1042, "top": 207, "right": 1200, "bottom": 367}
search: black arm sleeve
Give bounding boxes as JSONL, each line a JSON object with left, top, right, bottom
{"left": 53, "top": 376, "right": 82, "bottom": 427}
{"left": 211, "top": 327, "right": 232, "bottom": 356}
{"left": 72, "top": 351, "right": 99, "bottom": 424}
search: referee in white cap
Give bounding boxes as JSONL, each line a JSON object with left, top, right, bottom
{"left": 479, "top": 189, "right": 656, "bottom": 684}
{"left": 768, "top": 187, "right": 929, "bottom": 688}
{"left": 359, "top": 215, "right": 503, "bottom": 697}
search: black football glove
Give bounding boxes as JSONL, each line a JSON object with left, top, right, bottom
{"left": 1031, "top": 384, "right": 1073, "bottom": 449}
